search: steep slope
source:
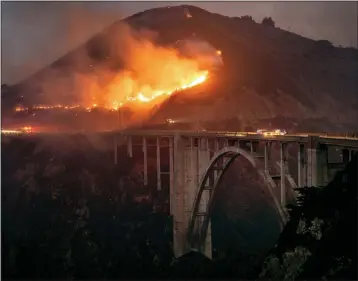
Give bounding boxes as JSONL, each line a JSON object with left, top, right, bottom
{"left": 4, "top": 5, "right": 358, "bottom": 131}
{"left": 135, "top": 6, "right": 358, "bottom": 130}
{"left": 259, "top": 154, "right": 357, "bottom": 280}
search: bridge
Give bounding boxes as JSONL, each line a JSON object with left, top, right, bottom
{"left": 6, "top": 129, "right": 356, "bottom": 258}
{"left": 111, "top": 130, "right": 358, "bottom": 259}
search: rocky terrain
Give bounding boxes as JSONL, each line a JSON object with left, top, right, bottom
{"left": 2, "top": 5, "right": 358, "bottom": 132}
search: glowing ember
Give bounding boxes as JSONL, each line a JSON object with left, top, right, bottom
{"left": 1, "top": 126, "right": 34, "bottom": 135}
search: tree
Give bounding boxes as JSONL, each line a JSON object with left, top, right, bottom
{"left": 259, "top": 154, "right": 358, "bottom": 280}
{"left": 241, "top": 15, "right": 256, "bottom": 23}
{"left": 261, "top": 17, "right": 275, "bottom": 27}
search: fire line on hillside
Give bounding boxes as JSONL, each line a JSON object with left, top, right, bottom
{"left": 14, "top": 69, "right": 209, "bottom": 113}
{"left": 9, "top": 26, "right": 224, "bottom": 133}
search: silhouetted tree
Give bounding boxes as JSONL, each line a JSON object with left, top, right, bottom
{"left": 317, "top": 40, "right": 333, "bottom": 48}
{"left": 259, "top": 154, "right": 357, "bottom": 280}
{"left": 261, "top": 17, "right": 275, "bottom": 27}
{"left": 240, "top": 15, "right": 256, "bottom": 23}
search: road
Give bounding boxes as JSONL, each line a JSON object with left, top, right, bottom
{"left": 2, "top": 129, "right": 358, "bottom": 148}
{"left": 113, "top": 130, "right": 358, "bottom": 148}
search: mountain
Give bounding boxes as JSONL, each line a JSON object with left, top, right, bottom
{"left": 3, "top": 5, "right": 358, "bottom": 131}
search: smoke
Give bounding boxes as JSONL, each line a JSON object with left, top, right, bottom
{"left": 6, "top": 4, "right": 224, "bottom": 130}
{"left": 177, "top": 38, "right": 224, "bottom": 68}
{"left": 2, "top": 2, "right": 124, "bottom": 84}
{"left": 22, "top": 19, "right": 219, "bottom": 113}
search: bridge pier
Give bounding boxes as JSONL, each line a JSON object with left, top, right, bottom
{"left": 298, "top": 143, "right": 307, "bottom": 188}
{"left": 280, "top": 143, "right": 288, "bottom": 206}
{"left": 171, "top": 134, "right": 187, "bottom": 257}
{"left": 143, "top": 137, "right": 148, "bottom": 186}
{"left": 307, "top": 137, "right": 329, "bottom": 187}
{"left": 171, "top": 136, "right": 212, "bottom": 258}
{"left": 110, "top": 131, "right": 358, "bottom": 261}
{"left": 198, "top": 138, "right": 212, "bottom": 259}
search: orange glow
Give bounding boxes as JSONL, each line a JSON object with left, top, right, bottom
{"left": 14, "top": 71, "right": 209, "bottom": 112}
{"left": 22, "top": 126, "right": 33, "bottom": 133}
{"left": 1, "top": 129, "right": 21, "bottom": 135}
{"left": 2, "top": 126, "right": 35, "bottom": 134}
{"left": 216, "top": 50, "right": 222, "bottom": 56}
{"left": 103, "top": 68, "right": 209, "bottom": 110}
{"left": 13, "top": 23, "right": 213, "bottom": 114}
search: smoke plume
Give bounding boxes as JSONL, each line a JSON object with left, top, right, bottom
{"left": 7, "top": 5, "right": 223, "bottom": 130}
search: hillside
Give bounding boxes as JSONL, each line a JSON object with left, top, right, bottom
{"left": 259, "top": 154, "right": 357, "bottom": 280}
{"left": 3, "top": 5, "right": 358, "bottom": 131}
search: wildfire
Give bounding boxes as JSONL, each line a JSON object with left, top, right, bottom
{"left": 14, "top": 70, "right": 209, "bottom": 112}
{"left": 13, "top": 23, "right": 218, "bottom": 115}
{"left": 1, "top": 126, "right": 34, "bottom": 135}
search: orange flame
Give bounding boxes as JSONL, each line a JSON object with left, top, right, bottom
{"left": 14, "top": 24, "right": 212, "bottom": 114}
{"left": 14, "top": 70, "right": 209, "bottom": 112}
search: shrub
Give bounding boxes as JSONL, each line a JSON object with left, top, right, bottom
{"left": 261, "top": 17, "right": 275, "bottom": 27}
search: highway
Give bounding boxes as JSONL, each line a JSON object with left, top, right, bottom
{"left": 113, "top": 129, "right": 358, "bottom": 148}
{"left": 2, "top": 129, "right": 358, "bottom": 148}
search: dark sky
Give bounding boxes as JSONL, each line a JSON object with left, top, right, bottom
{"left": 1, "top": 1, "right": 357, "bottom": 84}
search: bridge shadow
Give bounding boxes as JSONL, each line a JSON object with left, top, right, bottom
{"left": 210, "top": 155, "right": 282, "bottom": 277}
{"left": 173, "top": 154, "right": 357, "bottom": 279}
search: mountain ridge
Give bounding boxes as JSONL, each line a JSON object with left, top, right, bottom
{"left": 3, "top": 5, "right": 358, "bottom": 131}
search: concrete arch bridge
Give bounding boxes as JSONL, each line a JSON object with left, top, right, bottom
{"left": 112, "top": 130, "right": 358, "bottom": 259}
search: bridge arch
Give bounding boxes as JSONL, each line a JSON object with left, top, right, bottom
{"left": 187, "top": 146, "right": 287, "bottom": 252}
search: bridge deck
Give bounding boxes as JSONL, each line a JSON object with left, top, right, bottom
{"left": 3, "top": 129, "right": 358, "bottom": 148}
{"left": 113, "top": 130, "right": 358, "bottom": 148}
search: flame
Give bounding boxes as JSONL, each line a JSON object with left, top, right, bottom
{"left": 13, "top": 24, "right": 212, "bottom": 114}
{"left": 14, "top": 70, "right": 209, "bottom": 112}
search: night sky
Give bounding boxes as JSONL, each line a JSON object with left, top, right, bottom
{"left": 1, "top": 1, "right": 357, "bottom": 84}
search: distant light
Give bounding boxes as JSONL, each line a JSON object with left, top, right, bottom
{"left": 166, "top": 118, "right": 176, "bottom": 124}
{"left": 216, "top": 50, "right": 222, "bottom": 56}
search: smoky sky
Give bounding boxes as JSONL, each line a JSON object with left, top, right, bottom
{"left": 1, "top": 1, "right": 357, "bottom": 85}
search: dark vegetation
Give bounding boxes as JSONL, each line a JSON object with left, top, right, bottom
{"left": 2, "top": 136, "right": 357, "bottom": 280}
{"left": 260, "top": 154, "right": 357, "bottom": 280}
{"left": 1, "top": 136, "right": 277, "bottom": 279}
{"left": 2, "top": 136, "right": 174, "bottom": 279}
{"left": 261, "top": 17, "right": 275, "bottom": 27}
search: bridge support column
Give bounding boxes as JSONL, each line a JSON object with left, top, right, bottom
{"left": 264, "top": 141, "right": 271, "bottom": 171}
{"left": 127, "top": 136, "right": 132, "bottom": 158}
{"left": 143, "top": 137, "right": 148, "bottom": 186}
{"left": 113, "top": 135, "right": 118, "bottom": 165}
{"left": 198, "top": 138, "right": 212, "bottom": 259}
{"left": 280, "top": 143, "right": 288, "bottom": 206}
{"left": 171, "top": 134, "right": 187, "bottom": 257}
{"left": 307, "top": 137, "right": 328, "bottom": 187}
{"left": 171, "top": 136, "right": 211, "bottom": 258}
{"left": 298, "top": 143, "right": 307, "bottom": 188}
{"left": 156, "top": 137, "right": 161, "bottom": 191}
{"left": 342, "top": 149, "right": 350, "bottom": 164}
